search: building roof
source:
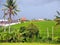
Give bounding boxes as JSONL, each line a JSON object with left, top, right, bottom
{"left": 21, "top": 17, "right": 27, "bottom": 21}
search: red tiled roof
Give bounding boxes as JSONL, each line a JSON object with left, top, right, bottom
{"left": 21, "top": 17, "right": 27, "bottom": 21}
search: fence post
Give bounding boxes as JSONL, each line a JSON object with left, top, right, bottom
{"left": 3, "top": 24, "right": 6, "bottom": 32}
{"left": 52, "top": 26, "right": 54, "bottom": 40}
{"left": 47, "top": 27, "right": 49, "bottom": 38}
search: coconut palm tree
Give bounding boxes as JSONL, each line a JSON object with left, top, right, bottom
{"left": 4, "top": 0, "right": 20, "bottom": 33}
{"left": 54, "top": 11, "right": 60, "bottom": 25}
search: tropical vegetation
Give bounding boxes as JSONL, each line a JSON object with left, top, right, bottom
{"left": 0, "top": 21, "right": 60, "bottom": 43}
{"left": 0, "top": 0, "right": 60, "bottom": 44}
{"left": 3, "top": 0, "right": 19, "bottom": 33}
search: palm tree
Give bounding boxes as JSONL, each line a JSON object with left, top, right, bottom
{"left": 54, "top": 11, "right": 60, "bottom": 25}
{"left": 4, "top": 0, "right": 19, "bottom": 33}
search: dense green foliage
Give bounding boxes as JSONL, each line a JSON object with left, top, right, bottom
{"left": 0, "top": 23, "right": 40, "bottom": 42}
{"left": 0, "top": 21, "right": 60, "bottom": 43}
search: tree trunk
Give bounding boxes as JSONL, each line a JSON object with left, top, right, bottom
{"left": 4, "top": 10, "right": 6, "bottom": 32}
{"left": 9, "top": 9, "right": 12, "bottom": 33}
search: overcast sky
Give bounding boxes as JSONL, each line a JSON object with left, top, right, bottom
{"left": 0, "top": 0, "right": 60, "bottom": 20}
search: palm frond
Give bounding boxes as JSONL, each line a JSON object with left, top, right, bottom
{"left": 3, "top": 4, "right": 9, "bottom": 8}
{"left": 13, "top": 5, "right": 17, "bottom": 9}
{"left": 13, "top": 0, "right": 16, "bottom": 5}
{"left": 56, "top": 11, "right": 60, "bottom": 15}
{"left": 4, "top": 0, "right": 20, "bottom": 16}
{"left": 15, "top": 9, "right": 20, "bottom": 12}
{"left": 14, "top": 11, "right": 17, "bottom": 15}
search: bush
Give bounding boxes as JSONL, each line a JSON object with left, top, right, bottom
{"left": 47, "top": 37, "right": 52, "bottom": 41}
{"left": 18, "top": 23, "right": 40, "bottom": 42}
{"left": 27, "top": 23, "right": 39, "bottom": 38}
{"left": 0, "top": 23, "right": 40, "bottom": 42}
{"left": 20, "top": 26, "right": 26, "bottom": 33}
{"left": 56, "top": 38, "right": 60, "bottom": 43}
{"left": 53, "top": 37, "right": 60, "bottom": 43}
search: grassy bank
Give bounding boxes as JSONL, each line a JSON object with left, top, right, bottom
{"left": 0, "top": 21, "right": 60, "bottom": 43}
{"left": 11, "top": 21, "right": 60, "bottom": 37}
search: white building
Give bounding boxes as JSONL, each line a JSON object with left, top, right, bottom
{"left": 38, "top": 18, "right": 45, "bottom": 21}
{"left": 0, "top": 19, "right": 21, "bottom": 26}
{"left": 0, "top": 19, "right": 8, "bottom": 21}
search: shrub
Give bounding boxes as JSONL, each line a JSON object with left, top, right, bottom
{"left": 18, "top": 23, "right": 40, "bottom": 42}
{"left": 27, "top": 23, "right": 40, "bottom": 38}
{"left": 0, "top": 23, "right": 40, "bottom": 42}
{"left": 56, "top": 38, "right": 60, "bottom": 43}
{"left": 39, "top": 36, "right": 42, "bottom": 39}
{"left": 53, "top": 37, "right": 60, "bottom": 43}
{"left": 47, "top": 37, "right": 52, "bottom": 41}
{"left": 20, "top": 26, "right": 26, "bottom": 33}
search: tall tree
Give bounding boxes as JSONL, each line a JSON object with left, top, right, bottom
{"left": 54, "top": 11, "right": 60, "bottom": 25}
{"left": 4, "top": 0, "right": 19, "bottom": 33}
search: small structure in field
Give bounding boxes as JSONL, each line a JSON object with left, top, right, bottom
{"left": 32, "top": 18, "right": 45, "bottom": 22}
{"left": 38, "top": 18, "right": 45, "bottom": 21}
{"left": 20, "top": 17, "right": 28, "bottom": 23}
